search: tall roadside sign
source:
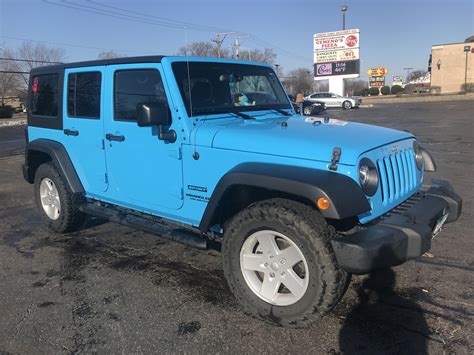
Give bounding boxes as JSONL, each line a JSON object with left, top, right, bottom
{"left": 313, "top": 29, "right": 360, "bottom": 96}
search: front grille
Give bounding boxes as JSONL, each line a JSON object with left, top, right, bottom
{"left": 376, "top": 148, "right": 418, "bottom": 205}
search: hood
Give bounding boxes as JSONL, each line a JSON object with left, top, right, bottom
{"left": 196, "top": 114, "right": 413, "bottom": 165}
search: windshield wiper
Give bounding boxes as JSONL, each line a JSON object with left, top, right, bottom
{"left": 272, "top": 108, "right": 291, "bottom": 116}
{"left": 192, "top": 107, "right": 254, "bottom": 120}
{"left": 232, "top": 111, "right": 254, "bottom": 120}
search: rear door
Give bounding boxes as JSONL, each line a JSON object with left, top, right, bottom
{"left": 62, "top": 67, "right": 108, "bottom": 197}
{"left": 102, "top": 64, "right": 183, "bottom": 212}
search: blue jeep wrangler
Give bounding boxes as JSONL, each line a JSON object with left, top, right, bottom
{"left": 23, "top": 56, "right": 462, "bottom": 327}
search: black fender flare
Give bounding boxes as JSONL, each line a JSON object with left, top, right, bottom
{"left": 23, "top": 139, "right": 84, "bottom": 194}
{"left": 199, "top": 163, "right": 370, "bottom": 231}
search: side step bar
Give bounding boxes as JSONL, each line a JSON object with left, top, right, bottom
{"left": 79, "top": 202, "right": 210, "bottom": 250}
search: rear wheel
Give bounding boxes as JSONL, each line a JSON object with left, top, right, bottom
{"left": 222, "top": 198, "right": 350, "bottom": 327}
{"left": 34, "top": 163, "right": 85, "bottom": 233}
{"left": 342, "top": 100, "right": 352, "bottom": 109}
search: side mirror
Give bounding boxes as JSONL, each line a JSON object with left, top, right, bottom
{"left": 136, "top": 102, "right": 170, "bottom": 127}
{"left": 136, "top": 102, "right": 176, "bottom": 143}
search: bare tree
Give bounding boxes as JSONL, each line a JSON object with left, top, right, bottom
{"left": 178, "top": 41, "right": 230, "bottom": 58}
{"left": 178, "top": 41, "right": 276, "bottom": 64}
{"left": 247, "top": 48, "right": 276, "bottom": 64}
{"left": 5, "top": 42, "right": 65, "bottom": 96}
{"left": 344, "top": 79, "right": 367, "bottom": 96}
{"left": 98, "top": 50, "right": 125, "bottom": 59}
{"left": 282, "top": 68, "right": 313, "bottom": 96}
{"left": 0, "top": 52, "right": 21, "bottom": 106}
{"left": 407, "top": 70, "right": 428, "bottom": 83}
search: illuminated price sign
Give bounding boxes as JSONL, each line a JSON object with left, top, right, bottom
{"left": 314, "top": 60, "right": 360, "bottom": 77}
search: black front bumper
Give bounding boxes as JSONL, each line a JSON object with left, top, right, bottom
{"left": 331, "top": 179, "right": 462, "bottom": 274}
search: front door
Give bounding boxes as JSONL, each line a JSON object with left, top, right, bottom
{"left": 63, "top": 67, "right": 108, "bottom": 197}
{"left": 103, "top": 64, "right": 183, "bottom": 212}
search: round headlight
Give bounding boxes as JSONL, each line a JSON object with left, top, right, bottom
{"left": 358, "top": 158, "right": 378, "bottom": 196}
{"left": 359, "top": 165, "right": 370, "bottom": 186}
{"left": 413, "top": 141, "right": 423, "bottom": 170}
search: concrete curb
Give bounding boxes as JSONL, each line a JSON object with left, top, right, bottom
{"left": 360, "top": 93, "right": 474, "bottom": 105}
{"left": 0, "top": 119, "right": 27, "bottom": 127}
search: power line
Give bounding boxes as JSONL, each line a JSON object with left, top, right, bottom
{"left": 0, "top": 57, "right": 63, "bottom": 64}
{"left": 43, "top": 0, "right": 310, "bottom": 64}
{"left": 0, "top": 35, "right": 153, "bottom": 55}
{"left": 211, "top": 32, "right": 234, "bottom": 58}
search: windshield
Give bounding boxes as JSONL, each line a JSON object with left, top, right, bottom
{"left": 172, "top": 62, "right": 291, "bottom": 116}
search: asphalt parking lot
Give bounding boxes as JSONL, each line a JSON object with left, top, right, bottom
{"left": 0, "top": 100, "right": 473, "bottom": 354}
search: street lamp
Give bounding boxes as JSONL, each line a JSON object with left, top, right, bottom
{"left": 341, "top": 5, "right": 348, "bottom": 30}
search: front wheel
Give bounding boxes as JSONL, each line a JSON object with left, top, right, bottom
{"left": 222, "top": 198, "right": 350, "bottom": 327}
{"left": 303, "top": 106, "right": 313, "bottom": 115}
{"left": 342, "top": 100, "right": 352, "bottom": 109}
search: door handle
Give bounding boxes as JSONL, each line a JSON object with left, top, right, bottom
{"left": 105, "top": 133, "right": 125, "bottom": 142}
{"left": 63, "top": 129, "right": 79, "bottom": 136}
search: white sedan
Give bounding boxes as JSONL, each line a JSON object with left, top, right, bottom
{"left": 304, "top": 92, "right": 361, "bottom": 109}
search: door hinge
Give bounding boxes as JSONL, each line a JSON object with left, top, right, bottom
{"left": 104, "top": 173, "right": 108, "bottom": 184}
{"left": 101, "top": 139, "right": 105, "bottom": 150}
{"left": 180, "top": 188, "right": 184, "bottom": 200}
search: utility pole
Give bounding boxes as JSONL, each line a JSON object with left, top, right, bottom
{"left": 341, "top": 5, "right": 348, "bottom": 30}
{"left": 231, "top": 35, "right": 249, "bottom": 59}
{"left": 403, "top": 67, "right": 413, "bottom": 83}
{"left": 211, "top": 32, "right": 234, "bottom": 58}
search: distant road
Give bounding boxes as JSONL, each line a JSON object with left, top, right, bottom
{"left": 0, "top": 125, "right": 25, "bottom": 157}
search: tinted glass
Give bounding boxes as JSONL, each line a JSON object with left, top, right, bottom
{"left": 114, "top": 69, "right": 166, "bottom": 121}
{"left": 67, "top": 72, "right": 101, "bottom": 118}
{"left": 172, "top": 62, "right": 291, "bottom": 116}
{"left": 30, "top": 74, "right": 59, "bottom": 117}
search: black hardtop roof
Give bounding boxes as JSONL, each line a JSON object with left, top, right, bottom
{"left": 31, "top": 55, "right": 166, "bottom": 73}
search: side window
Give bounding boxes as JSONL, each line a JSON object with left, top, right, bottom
{"left": 311, "top": 94, "right": 318, "bottom": 98}
{"left": 67, "top": 72, "right": 102, "bottom": 118}
{"left": 114, "top": 69, "right": 167, "bottom": 121}
{"left": 30, "top": 74, "right": 59, "bottom": 117}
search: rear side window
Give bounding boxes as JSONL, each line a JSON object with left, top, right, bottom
{"left": 30, "top": 74, "right": 59, "bottom": 117}
{"left": 67, "top": 72, "right": 102, "bottom": 118}
{"left": 114, "top": 69, "right": 167, "bottom": 121}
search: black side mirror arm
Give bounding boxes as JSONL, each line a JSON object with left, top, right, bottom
{"left": 158, "top": 125, "right": 176, "bottom": 143}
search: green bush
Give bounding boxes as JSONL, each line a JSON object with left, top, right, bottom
{"left": 368, "top": 87, "right": 379, "bottom": 96}
{"left": 391, "top": 85, "right": 404, "bottom": 95}
{"left": 380, "top": 86, "right": 391, "bottom": 95}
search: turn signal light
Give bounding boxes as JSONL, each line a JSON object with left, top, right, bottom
{"left": 317, "top": 197, "right": 330, "bottom": 210}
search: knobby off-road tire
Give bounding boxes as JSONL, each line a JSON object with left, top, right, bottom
{"left": 34, "top": 162, "right": 85, "bottom": 233}
{"left": 222, "top": 198, "right": 350, "bottom": 328}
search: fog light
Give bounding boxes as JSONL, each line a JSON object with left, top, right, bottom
{"left": 317, "top": 197, "right": 330, "bottom": 210}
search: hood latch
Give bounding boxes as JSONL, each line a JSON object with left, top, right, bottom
{"left": 329, "top": 147, "right": 341, "bottom": 171}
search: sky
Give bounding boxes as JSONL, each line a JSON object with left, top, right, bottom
{"left": 1, "top": 0, "right": 473, "bottom": 80}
